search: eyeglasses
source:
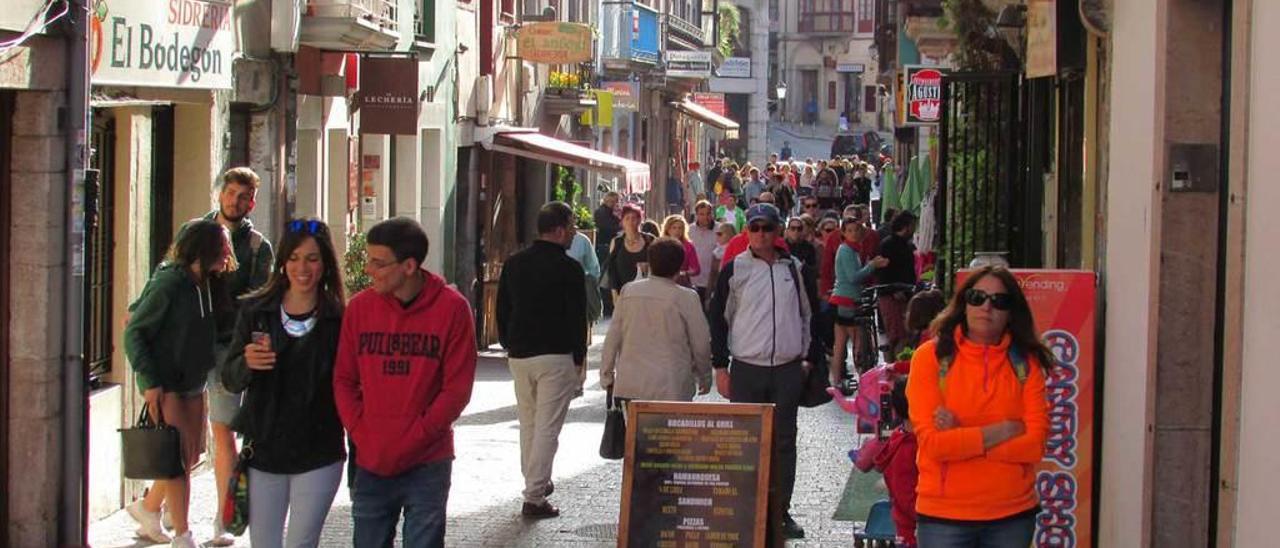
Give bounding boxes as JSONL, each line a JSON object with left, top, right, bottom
{"left": 964, "top": 289, "right": 1014, "bottom": 311}
{"left": 366, "top": 254, "right": 405, "bottom": 270}
{"left": 803, "top": 203, "right": 818, "bottom": 209}
{"left": 288, "top": 219, "right": 323, "bottom": 235}
{"left": 747, "top": 223, "right": 777, "bottom": 233}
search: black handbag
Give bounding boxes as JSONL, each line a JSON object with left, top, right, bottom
{"left": 119, "top": 404, "right": 184, "bottom": 479}
{"left": 599, "top": 390, "right": 626, "bottom": 460}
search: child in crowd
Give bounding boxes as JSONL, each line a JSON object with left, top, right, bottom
{"left": 873, "top": 378, "right": 918, "bottom": 548}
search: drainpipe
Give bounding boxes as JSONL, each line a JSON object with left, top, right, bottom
{"left": 60, "top": 0, "right": 91, "bottom": 545}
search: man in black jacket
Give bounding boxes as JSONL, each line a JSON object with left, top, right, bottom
{"left": 496, "top": 202, "right": 587, "bottom": 520}
{"left": 593, "top": 192, "right": 621, "bottom": 315}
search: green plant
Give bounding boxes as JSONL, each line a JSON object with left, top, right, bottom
{"left": 343, "top": 231, "right": 372, "bottom": 296}
{"left": 553, "top": 166, "right": 596, "bottom": 230}
{"left": 940, "top": 0, "right": 1009, "bottom": 70}
{"left": 717, "top": 4, "right": 741, "bottom": 60}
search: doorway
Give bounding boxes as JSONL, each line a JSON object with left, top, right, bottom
{"left": 843, "top": 72, "right": 861, "bottom": 125}
{"left": 801, "top": 70, "right": 819, "bottom": 124}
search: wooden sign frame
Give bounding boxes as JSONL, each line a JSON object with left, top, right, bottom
{"left": 618, "top": 401, "right": 774, "bottom": 548}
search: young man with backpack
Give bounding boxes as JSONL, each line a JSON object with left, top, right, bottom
{"left": 204, "top": 167, "right": 274, "bottom": 545}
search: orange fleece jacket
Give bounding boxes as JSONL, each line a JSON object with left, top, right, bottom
{"left": 906, "top": 328, "right": 1048, "bottom": 521}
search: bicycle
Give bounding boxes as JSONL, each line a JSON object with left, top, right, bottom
{"left": 833, "top": 282, "right": 917, "bottom": 396}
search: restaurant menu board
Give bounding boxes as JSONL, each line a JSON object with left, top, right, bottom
{"left": 618, "top": 402, "right": 774, "bottom": 548}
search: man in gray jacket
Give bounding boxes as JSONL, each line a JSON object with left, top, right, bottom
{"left": 708, "top": 203, "right": 822, "bottom": 540}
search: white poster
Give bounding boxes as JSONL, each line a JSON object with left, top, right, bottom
{"left": 716, "top": 57, "right": 751, "bottom": 78}
{"left": 89, "top": 0, "right": 237, "bottom": 89}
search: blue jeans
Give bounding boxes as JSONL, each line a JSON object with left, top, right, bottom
{"left": 916, "top": 512, "right": 1036, "bottom": 548}
{"left": 351, "top": 460, "right": 452, "bottom": 548}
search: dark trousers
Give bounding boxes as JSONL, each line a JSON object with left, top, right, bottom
{"left": 351, "top": 460, "right": 452, "bottom": 548}
{"left": 915, "top": 512, "right": 1036, "bottom": 548}
{"left": 729, "top": 360, "right": 804, "bottom": 516}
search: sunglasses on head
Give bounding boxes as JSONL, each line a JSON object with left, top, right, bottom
{"left": 964, "top": 288, "right": 1014, "bottom": 311}
{"left": 747, "top": 223, "right": 777, "bottom": 233}
{"left": 288, "top": 219, "right": 323, "bottom": 235}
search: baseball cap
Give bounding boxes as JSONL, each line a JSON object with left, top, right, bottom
{"left": 745, "top": 203, "right": 783, "bottom": 226}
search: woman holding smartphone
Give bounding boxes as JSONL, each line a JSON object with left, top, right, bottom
{"left": 221, "top": 218, "right": 346, "bottom": 548}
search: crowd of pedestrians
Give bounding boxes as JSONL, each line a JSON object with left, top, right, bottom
{"left": 118, "top": 150, "right": 1052, "bottom": 547}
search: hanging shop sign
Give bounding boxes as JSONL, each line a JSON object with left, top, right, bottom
{"left": 602, "top": 81, "right": 639, "bottom": 110}
{"left": 1026, "top": 0, "right": 1058, "bottom": 79}
{"left": 955, "top": 269, "right": 1098, "bottom": 548}
{"left": 359, "top": 55, "right": 419, "bottom": 135}
{"left": 666, "top": 50, "right": 714, "bottom": 79}
{"left": 899, "top": 65, "right": 944, "bottom": 126}
{"left": 89, "top": 0, "right": 237, "bottom": 89}
{"left": 516, "top": 22, "right": 594, "bottom": 64}
{"left": 618, "top": 402, "right": 774, "bottom": 548}
{"left": 693, "top": 92, "right": 727, "bottom": 117}
{"left": 716, "top": 57, "right": 751, "bottom": 78}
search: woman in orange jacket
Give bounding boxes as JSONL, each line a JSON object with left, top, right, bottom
{"left": 905, "top": 266, "right": 1054, "bottom": 547}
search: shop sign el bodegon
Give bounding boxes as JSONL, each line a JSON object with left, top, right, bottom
{"left": 359, "top": 55, "right": 420, "bottom": 136}
{"left": 517, "top": 22, "right": 593, "bottom": 64}
{"left": 89, "top": 0, "right": 236, "bottom": 89}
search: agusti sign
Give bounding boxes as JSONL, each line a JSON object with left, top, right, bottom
{"left": 90, "top": 0, "right": 236, "bottom": 89}
{"left": 897, "top": 65, "right": 944, "bottom": 126}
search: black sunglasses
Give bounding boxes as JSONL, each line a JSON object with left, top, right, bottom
{"left": 747, "top": 223, "right": 777, "bottom": 233}
{"left": 804, "top": 203, "right": 818, "bottom": 209}
{"left": 964, "top": 289, "right": 1014, "bottom": 311}
{"left": 288, "top": 219, "right": 323, "bottom": 235}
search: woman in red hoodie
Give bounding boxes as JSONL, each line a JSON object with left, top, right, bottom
{"left": 906, "top": 266, "right": 1053, "bottom": 547}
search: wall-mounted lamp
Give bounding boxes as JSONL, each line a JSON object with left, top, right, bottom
{"left": 776, "top": 81, "right": 787, "bottom": 100}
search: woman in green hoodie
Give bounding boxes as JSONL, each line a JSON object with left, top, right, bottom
{"left": 123, "top": 219, "right": 234, "bottom": 547}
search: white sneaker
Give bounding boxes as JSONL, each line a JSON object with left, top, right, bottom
{"left": 126, "top": 501, "right": 171, "bottom": 544}
{"left": 169, "top": 531, "right": 197, "bottom": 548}
{"left": 209, "top": 520, "right": 235, "bottom": 547}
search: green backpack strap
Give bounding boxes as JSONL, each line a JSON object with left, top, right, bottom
{"left": 936, "top": 346, "right": 1029, "bottom": 391}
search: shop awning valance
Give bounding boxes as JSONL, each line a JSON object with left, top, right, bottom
{"left": 671, "top": 99, "right": 740, "bottom": 139}
{"left": 482, "top": 130, "right": 652, "bottom": 193}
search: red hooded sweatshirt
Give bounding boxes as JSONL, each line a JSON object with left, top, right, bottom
{"left": 334, "top": 272, "right": 477, "bottom": 477}
{"left": 874, "top": 428, "right": 919, "bottom": 546}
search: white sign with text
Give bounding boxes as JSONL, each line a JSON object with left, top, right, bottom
{"left": 90, "top": 0, "right": 236, "bottom": 89}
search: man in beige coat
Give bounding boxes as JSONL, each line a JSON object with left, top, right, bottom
{"left": 600, "top": 238, "right": 713, "bottom": 401}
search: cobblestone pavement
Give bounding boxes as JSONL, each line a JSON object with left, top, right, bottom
{"left": 89, "top": 321, "right": 865, "bottom": 547}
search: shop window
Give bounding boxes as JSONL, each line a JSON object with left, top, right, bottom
{"left": 864, "top": 85, "right": 877, "bottom": 112}
{"left": 828, "top": 81, "right": 837, "bottom": 110}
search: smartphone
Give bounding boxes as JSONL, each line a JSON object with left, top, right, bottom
{"left": 251, "top": 330, "right": 270, "bottom": 348}
{"left": 877, "top": 393, "right": 894, "bottom": 439}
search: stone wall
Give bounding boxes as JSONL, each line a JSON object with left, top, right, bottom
{"left": 7, "top": 88, "right": 68, "bottom": 547}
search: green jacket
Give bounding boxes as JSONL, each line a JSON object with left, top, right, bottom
{"left": 202, "top": 211, "right": 274, "bottom": 301}
{"left": 123, "top": 264, "right": 219, "bottom": 393}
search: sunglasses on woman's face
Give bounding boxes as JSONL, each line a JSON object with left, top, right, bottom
{"left": 964, "top": 288, "right": 1014, "bottom": 311}
{"left": 747, "top": 223, "right": 777, "bottom": 233}
{"left": 804, "top": 203, "right": 818, "bottom": 209}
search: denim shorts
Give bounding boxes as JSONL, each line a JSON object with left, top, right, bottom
{"left": 206, "top": 366, "right": 242, "bottom": 425}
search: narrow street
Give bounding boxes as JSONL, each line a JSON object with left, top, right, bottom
{"left": 89, "top": 321, "right": 870, "bottom": 547}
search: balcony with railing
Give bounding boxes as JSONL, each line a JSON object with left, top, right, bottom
{"left": 301, "top": 0, "right": 401, "bottom": 51}
{"left": 666, "top": 12, "right": 706, "bottom": 49}
{"left": 798, "top": 0, "right": 855, "bottom": 35}
{"left": 601, "top": 0, "right": 661, "bottom": 68}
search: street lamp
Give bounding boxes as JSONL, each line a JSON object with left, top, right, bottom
{"left": 776, "top": 81, "right": 787, "bottom": 122}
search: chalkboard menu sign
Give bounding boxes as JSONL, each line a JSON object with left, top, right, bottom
{"left": 618, "top": 402, "right": 774, "bottom": 548}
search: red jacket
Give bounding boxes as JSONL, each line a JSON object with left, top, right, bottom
{"left": 334, "top": 272, "right": 477, "bottom": 477}
{"left": 820, "top": 229, "right": 881, "bottom": 297}
{"left": 874, "top": 428, "right": 919, "bottom": 546}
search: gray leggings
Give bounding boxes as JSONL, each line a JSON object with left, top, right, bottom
{"left": 248, "top": 461, "right": 343, "bottom": 548}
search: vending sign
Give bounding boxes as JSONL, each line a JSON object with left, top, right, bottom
{"left": 899, "top": 65, "right": 944, "bottom": 126}
{"left": 956, "top": 269, "right": 1097, "bottom": 548}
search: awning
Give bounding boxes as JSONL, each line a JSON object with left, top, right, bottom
{"left": 671, "top": 99, "right": 740, "bottom": 139}
{"left": 481, "top": 129, "right": 652, "bottom": 193}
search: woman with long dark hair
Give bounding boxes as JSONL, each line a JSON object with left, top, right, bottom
{"left": 906, "top": 266, "right": 1053, "bottom": 547}
{"left": 124, "top": 219, "right": 235, "bottom": 547}
{"left": 220, "top": 218, "right": 346, "bottom": 548}
{"left": 604, "top": 205, "right": 654, "bottom": 299}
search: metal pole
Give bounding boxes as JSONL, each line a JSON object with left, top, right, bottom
{"left": 61, "top": 0, "right": 91, "bottom": 545}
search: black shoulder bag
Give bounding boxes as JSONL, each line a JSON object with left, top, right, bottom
{"left": 119, "top": 403, "right": 184, "bottom": 479}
